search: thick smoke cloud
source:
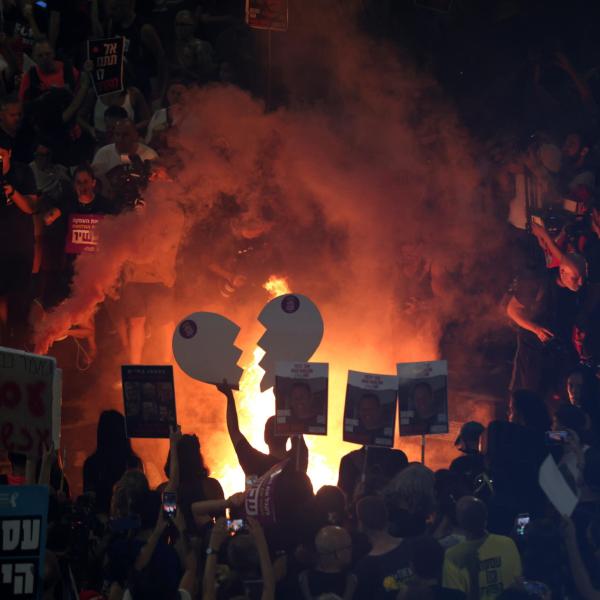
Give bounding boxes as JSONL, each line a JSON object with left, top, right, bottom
{"left": 37, "top": 3, "right": 506, "bottom": 483}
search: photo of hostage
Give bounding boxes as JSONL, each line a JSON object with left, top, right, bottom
{"left": 276, "top": 379, "right": 327, "bottom": 435}
{"left": 399, "top": 378, "right": 448, "bottom": 436}
{"left": 344, "top": 388, "right": 396, "bottom": 447}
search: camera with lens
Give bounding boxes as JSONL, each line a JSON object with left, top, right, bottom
{"left": 116, "top": 154, "right": 153, "bottom": 209}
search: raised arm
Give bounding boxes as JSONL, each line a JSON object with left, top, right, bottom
{"left": 506, "top": 295, "right": 554, "bottom": 343}
{"left": 247, "top": 517, "right": 275, "bottom": 600}
{"left": 202, "top": 517, "right": 229, "bottom": 600}
{"left": 217, "top": 380, "right": 244, "bottom": 448}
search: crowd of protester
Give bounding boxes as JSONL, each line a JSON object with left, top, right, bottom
{"left": 3, "top": 1, "right": 600, "bottom": 599}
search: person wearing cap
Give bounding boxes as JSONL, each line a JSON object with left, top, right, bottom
{"left": 0, "top": 133, "right": 38, "bottom": 347}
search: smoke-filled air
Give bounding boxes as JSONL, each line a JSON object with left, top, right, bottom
{"left": 34, "top": 3, "right": 506, "bottom": 493}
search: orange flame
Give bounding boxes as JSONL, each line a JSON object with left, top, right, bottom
{"left": 212, "top": 275, "right": 339, "bottom": 496}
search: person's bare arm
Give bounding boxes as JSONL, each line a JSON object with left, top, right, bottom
{"left": 202, "top": 517, "right": 228, "bottom": 600}
{"left": 140, "top": 24, "right": 167, "bottom": 101}
{"left": 4, "top": 183, "right": 37, "bottom": 215}
{"left": 22, "top": 3, "right": 44, "bottom": 41}
{"left": 91, "top": 0, "right": 104, "bottom": 38}
{"left": 62, "top": 62, "right": 93, "bottom": 123}
{"left": 216, "top": 380, "right": 244, "bottom": 447}
{"left": 134, "top": 513, "right": 168, "bottom": 571}
{"left": 165, "top": 424, "right": 182, "bottom": 492}
{"left": 247, "top": 517, "right": 275, "bottom": 600}
{"left": 531, "top": 222, "right": 565, "bottom": 264}
{"left": 506, "top": 295, "right": 554, "bottom": 343}
{"left": 48, "top": 9, "right": 60, "bottom": 48}
{"left": 562, "top": 515, "right": 600, "bottom": 600}
{"left": 555, "top": 52, "right": 595, "bottom": 108}
{"left": 191, "top": 491, "right": 245, "bottom": 525}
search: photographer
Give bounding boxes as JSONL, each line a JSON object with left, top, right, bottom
{"left": 91, "top": 117, "right": 158, "bottom": 209}
{"left": 0, "top": 134, "right": 37, "bottom": 346}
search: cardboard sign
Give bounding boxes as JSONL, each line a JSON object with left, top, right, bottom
{"left": 275, "top": 362, "right": 328, "bottom": 436}
{"left": 343, "top": 371, "right": 397, "bottom": 447}
{"left": 121, "top": 365, "right": 176, "bottom": 438}
{"left": 397, "top": 360, "right": 448, "bottom": 437}
{"left": 172, "top": 312, "right": 243, "bottom": 388}
{"left": 246, "top": 0, "right": 288, "bottom": 31}
{"left": 64, "top": 213, "right": 103, "bottom": 254}
{"left": 244, "top": 459, "right": 288, "bottom": 526}
{"left": 0, "top": 485, "right": 49, "bottom": 599}
{"left": 87, "top": 36, "right": 125, "bottom": 96}
{"left": 0, "top": 348, "right": 57, "bottom": 458}
{"left": 257, "top": 294, "right": 323, "bottom": 391}
{"left": 539, "top": 454, "right": 579, "bottom": 517}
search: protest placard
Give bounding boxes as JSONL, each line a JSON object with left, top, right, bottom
{"left": 244, "top": 459, "right": 288, "bottom": 526}
{"left": 246, "top": 0, "right": 288, "bottom": 31}
{"left": 0, "top": 485, "right": 49, "bottom": 599}
{"left": 539, "top": 454, "right": 579, "bottom": 517}
{"left": 121, "top": 365, "right": 176, "bottom": 438}
{"left": 172, "top": 312, "right": 243, "bottom": 388}
{"left": 275, "top": 362, "right": 328, "bottom": 436}
{"left": 87, "top": 36, "right": 125, "bottom": 96}
{"left": 343, "top": 371, "right": 397, "bottom": 447}
{"left": 64, "top": 214, "right": 104, "bottom": 254}
{"left": 257, "top": 294, "right": 323, "bottom": 391}
{"left": 0, "top": 348, "right": 57, "bottom": 457}
{"left": 397, "top": 360, "right": 448, "bottom": 436}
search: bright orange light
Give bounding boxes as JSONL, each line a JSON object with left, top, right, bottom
{"left": 263, "top": 275, "right": 290, "bottom": 298}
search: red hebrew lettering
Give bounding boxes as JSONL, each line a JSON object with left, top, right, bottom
{"left": 1, "top": 422, "right": 15, "bottom": 451}
{"left": 16, "top": 427, "right": 33, "bottom": 452}
{"left": 0, "top": 381, "right": 21, "bottom": 408}
{"left": 27, "top": 382, "right": 46, "bottom": 417}
{"left": 35, "top": 428, "right": 50, "bottom": 455}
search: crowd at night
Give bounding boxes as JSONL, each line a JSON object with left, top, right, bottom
{"left": 3, "top": 1, "right": 600, "bottom": 600}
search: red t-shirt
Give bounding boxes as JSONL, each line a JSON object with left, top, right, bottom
{"left": 18, "top": 61, "right": 80, "bottom": 101}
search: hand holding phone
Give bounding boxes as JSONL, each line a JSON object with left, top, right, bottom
{"left": 516, "top": 513, "right": 530, "bottom": 536}
{"left": 226, "top": 518, "right": 245, "bottom": 535}
{"left": 162, "top": 491, "right": 177, "bottom": 520}
{"left": 545, "top": 430, "right": 567, "bottom": 445}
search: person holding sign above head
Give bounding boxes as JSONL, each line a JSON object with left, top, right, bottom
{"left": 216, "top": 380, "right": 308, "bottom": 479}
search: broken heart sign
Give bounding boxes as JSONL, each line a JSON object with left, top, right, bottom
{"left": 257, "top": 294, "right": 324, "bottom": 391}
{"left": 172, "top": 312, "right": 243, "bottom": 388}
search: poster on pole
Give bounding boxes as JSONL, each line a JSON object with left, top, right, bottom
{"left": 121, "top": 365, "right": 176, "bottom": 438}
{"left": 87, "top": 36, "right": 125, "bottom": 96}
{"left": 397, "top": 360, "right": 448, "bottom": 436}
{"left": 275, "top": 362, "right": 328, "bottom": 435}
{"left": 343, "top": 371, "right": 397, "bottom": 447}
{"left": 64, "top": 214, "right": 104, "bottom": 254}
{"left": 0, "top": 485, "right": 49, "bottom": 600}
{"left": 246, "top": 0, "right": 288, "bottom": 31}
{"left": 0, "top": 347, "right": 57, "bottom": 458}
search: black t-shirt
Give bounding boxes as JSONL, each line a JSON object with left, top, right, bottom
{"left": 585, "top": 235, "right": 600, "bottom": 284}
{"left": 299, "top": 569, "right": 353, "bottom": 599}
{"left": 234, "top": 436, "right": 308, "bottom": 478}
{"left": 354, "top": 540, "right": 413, "bottom": 600}
{"left": 47, "top": 0, "right": 92, "bottom": 54}
{"left": 0, "top": 162, "right": 37, "bottom": 255}
{"left": 513, "top": 269, "right": 582, "bottom": 350}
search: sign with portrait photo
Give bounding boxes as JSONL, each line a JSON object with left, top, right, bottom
{"left": 121, "top": 365, "right": 176, "bottom": 438}
{"left": 0, "top": 485, "right": 49, "bottom": 600}
{"left": 343, "top": 371, "right": 397, "bottom": 447}
{"left": 397, "top": 360, "right": 448, "bottom": 437}
{"left": 275, "top": 362, "right": 328, "bottom": 435}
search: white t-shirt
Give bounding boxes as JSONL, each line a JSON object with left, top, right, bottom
{"left": 91, "top": 143, "right": 158, "bottom": 178}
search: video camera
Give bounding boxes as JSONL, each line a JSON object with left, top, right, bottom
{"left": 116, "top": 154, "right": 153, "bottom": 209}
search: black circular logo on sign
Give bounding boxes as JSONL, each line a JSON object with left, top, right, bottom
{"left": 179, "top": 319, "right": 197, "bottom": 339}
{"left": 281, "top": 294, "right": 300, "bottom": 314}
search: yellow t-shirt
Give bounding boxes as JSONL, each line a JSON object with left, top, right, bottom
{"left": 443, "top": 534, "right": 522, "bottom": 599}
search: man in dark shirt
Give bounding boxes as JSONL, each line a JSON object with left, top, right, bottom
{"left": 0, "top": 134, "right": 37, "bottom": 347}
{"left": 354, "top": 495, "right": 413, "bottom": 599}
{"left": 216, "top": 381, "right": 308, "bottom": 479}
{"left": 506, "top": 253, "right": 587, "bottom": 399}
